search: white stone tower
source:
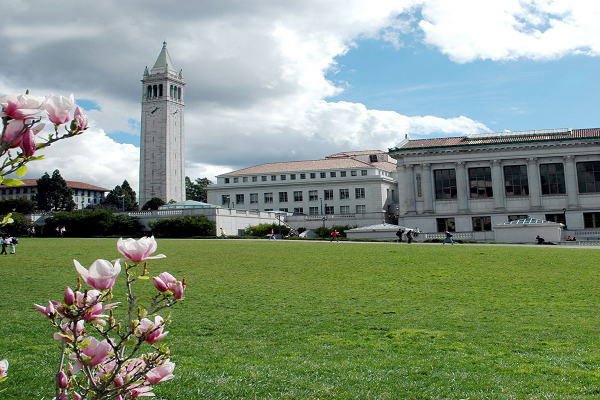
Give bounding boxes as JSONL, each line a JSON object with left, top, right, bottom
{"left": 139, "top": 42, "right": 186, "bottom": 207}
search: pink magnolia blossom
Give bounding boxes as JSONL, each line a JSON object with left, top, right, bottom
{"left": 0, "top": 94, "right": 45, "bottom": 119}
{"left": 128, "top": 384, "right": 154, "bottom": 398}
{"left": 117, "top": 236, "right": 166, "bottom": 262}
{"left": 153, "top": 272, "right": 177, "bottom": 292}
{"left": 145, "top": 361, "right": 175, "bottom": 384}
{"left": 73, "top": 392, "right": 81, "bottom": 400}
{"left": 174, "top": 281, "right": 185, "bottom": 300}
{"left": 3, "top": 119, "right": 44, "bottom": 149}
{"left": 53, "top": 320, "right": 85, "bottom": 343}
{"left": 70, "top": 106, "right": 88, "bottom": 132}
{"left": 34, "top": 300, "right": 56, "bottom": 317}
{"left": 64, "top": 286, "right": 75, "bottom": 306}
{"left": 44, "top": 93, "right": 74, "bottom": 125}
{"left": 0, "top": 359, "right": 8, "bottom": 379}
{"left": 58, "top": 370, "right": 68, "bottom": 388}
{"left": 73, "top": 337, "right": 112, "bottom": 369}
{"left": 74, "top": 259, "right": 122, "bottom": 290}
{"left": 136, "top": 316, "right": 168, "bottom": 344}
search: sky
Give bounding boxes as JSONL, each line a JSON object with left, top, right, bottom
{"left": 1, "top": 0, "right": 600, "bottom": 195}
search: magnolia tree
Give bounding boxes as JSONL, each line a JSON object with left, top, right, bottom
{"left": 34, "top": 236, "right": 185, "bottom": 400}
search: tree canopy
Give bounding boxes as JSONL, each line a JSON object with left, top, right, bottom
{"left": 104, "top": 180, "right": 138, "bottom": 211}
{"left": 185, "top": 176, "right": 212, "bottom": 203}
{"left": 35, "top": 170, "right": 76, "bottom": 211}
{"left": 142, "top": 197, "right": 166, "bottom": 210}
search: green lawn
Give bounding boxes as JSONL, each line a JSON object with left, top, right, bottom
{"left": 1, "top": 238, "right": 600, "bottom": 399}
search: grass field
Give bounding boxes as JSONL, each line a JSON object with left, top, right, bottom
{"left": 1, "top": 238, "right": 600, "bottom": 399}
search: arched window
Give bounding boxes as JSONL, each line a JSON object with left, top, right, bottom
{"left": 153, "top": 85, "right": 157, "bottom": 97}
{"left": 178, "top": 87, "right": 182, "bottom": 101}
{"left": 147, "top": 85, "right": 152, "bottom": 98}
{"left": 158, "top": 84, "right": 163, "bottom": 97}
{"left": 170, "top": 85, "right": 173, "bottom": 98}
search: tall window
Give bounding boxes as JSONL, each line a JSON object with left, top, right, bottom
{"left": 264, "top": 193, "right": 273, "bottom": 203}
{"left": 309, "top": 190, "right": 318, "bottom": 201}
{"left": 508, "top": 215, "right": 528, "bottom": 222}
{"left": 434, "top": 169, "right": 457, "bottom": 199}
{"left": 294, "top": 207, "right": 304, "bottom": 214}
{"left": 540, "top": 163, "right": 566, "bottom": 195}
{"left": 436, "top": 217, "right": 455, "bottom": 232}
{"left": 340, "top": 205, "right": 350, "bottom": 214}
{"left": 472, "top": 216, "right": 492, "bottom": 231}
{"left": 351, "top": 170, "right": 357, "bottom": 177}
{"left": 504, "top": 165, "right": 529, "bottom": 196}
{"left": 369, "top": 154, "right": 378, "bottom": 162}
{"left": 252, "top": 176, "right": 257, "bottom": 182}
{"left": 279, "top": 192, "right": 288, "bottom": 202}
{"left": 355, "top": 188, "right": 365, "bottom": 199}
{"left": 325, "top": 206, "right": 334, "bottom": 214}
{"left": 235, "top": 194, "right": 244, "bottom": 204}
{"left": 576, "top": 161, "right": 600, "bottom": 193}
{"left": 340, "top": 171, "right": 347, "bottom": 177}
{"left": 250, "top": 193, "right": 258, "bottom": 204}
{"left": 290, "top": 174, "right": 296, "bottom": 180}
{"left": 361, "top": 170, "right": 368, "bottom": 176}
{"left": 300, "top": 173, "right": 306, "bottom": 179}
{"left": 280, "top": 175, "right": 286, "bottom": 181}
{"left": 271, "top": 175, "right": 276, "bottom": 181}
{"left": 339, "top": 189, "right": 349, "bottom": 200}
{"left": 221, "top": 195, "right": 230, "bottom": 206}
{"left": 309, "top": 207, "right": 319, "bottom": 215}
{"left": 320, "top": 172, "right": 326, "bottom": 178}
{"left": 469, "top": 167, "right": 493, "bottom": 198}
{"left": 545, "top": 213, "right": 566, "bottom": 224}
{"left": 356, "top": 205, "right": 366, "bottom": 214}
{"left": 584, "top": 212, "right": 600, "bottom": 228}
{"left": 310, "top": 173, "right": 316, "bottom": 179}
{"left": 293, "top": 191, "right": 303, "bottom": 202}
{"left": 330, "top": 172, "right": 336, "bottom": 178}
{"left": 324, "top": 189, "right": 333, "bottom": 200}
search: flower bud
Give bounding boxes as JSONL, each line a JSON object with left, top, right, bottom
{"left": 58, "top": 370, "right": 68, "bottom": 388}
{"left": 174, "top": 281, "right": 184, "bottom": 300}
{"left": 64, "top": 286, "right": 75, "bottom": 306}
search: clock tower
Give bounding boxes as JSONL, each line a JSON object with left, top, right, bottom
{"left": 139, "top": 42, "right": 186, "bottom": 207}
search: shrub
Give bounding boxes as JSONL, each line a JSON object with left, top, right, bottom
{"left": 44, "top": 209, "right": 140, "bottom": 237}
{"left": 245, "top": 222, "right": 291, "bottom": 237}
{"left": 149, "top": 215, "right": 215, "bottom": 238}
{"left": 314, "top": 224, "right": 354, "bottom": 238}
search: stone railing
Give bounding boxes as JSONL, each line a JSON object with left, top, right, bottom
{"left": 425, "top": 232, "right": 474, "bottom": 240}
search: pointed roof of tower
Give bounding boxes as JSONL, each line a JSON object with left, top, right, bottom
{"left": 151, "top": 41, "right": 177, "bottom": 75}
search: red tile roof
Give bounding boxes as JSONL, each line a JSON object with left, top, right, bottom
{"left": 391, "top": 128, "right": 600, "bottom": 151}
{"left": 0, "top": 179, "right": 108, "bottom": 191}
{"left": 223, "top": 158, "right": 376, "bottom": 176}
{"left": 326, "top": 150, "right": 386, "bottom": 158}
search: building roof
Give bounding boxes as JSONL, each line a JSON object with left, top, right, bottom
{"left": 222, "top": 157, "right": 396, "bottom": 176}
{"left": 326, "top": 150, "right": 386, "bottom": 158}
{"left": 0, "top": 179, "right": 108, "bottom": 192}
{"left": 390, "top": 128, "right": 600, "bottom": 152}
{"left": 158, "top": 200, "right": 218, "bottom": 209}
{"left": 151, "top": 41, "right": 177, "bottom": 75}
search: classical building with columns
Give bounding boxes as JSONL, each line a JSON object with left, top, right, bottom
{"left": 388, "top": 128, "right": 600, "bottom": 241}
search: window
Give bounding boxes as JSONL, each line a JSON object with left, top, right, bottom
{"left": 221, "top": 195, "right": 230, "bottom": 206}
{"left": 310, "top": 173, "right": 316, "bottom": 179}
{"left": 369, "top": 154, "right": 378, "bottom": 162}
{"left": 325, "top": 206, "right": 334, "bottom": 214}
{"left": 472, "top": 216, "right": 492, "bottom": 231}
{"left": 355, "top": 188, "right": 365, "bottom": 199}
{"left": 504, "top": 165, "right": 529, "bottom": 196}
{"left": 330, "top": 172, "right": 336, "bottom": 178}
{"left": 236, "top": 194, "right": 244, "bottom": 204}
{"left": 294, "top": 207, "right": 304, "bottom": 214}
{"left": 224, "top": 178, "right": 230, "bottom": 184}
{"left": 576, "top": 161, "right": 600, "bottom": 193}
{"left": 261, "top": 176, "right": 267, "bottom": 182}
{"left": 242, "top": 177, "right": 248, "bottom": 183}
{"left": 300, "top": 173, "right": 306, "bottom": 179}
{"left": 252, "top": 176, "right": 257, "bottom": 182}
{"left": 280, "top": 175, "right": 287, "bottom": 181}
{"left": 508, "top": 215, "right": 528, "bottom": 222}
{"left": 290, "top": 174, "right": 296, "bottom": 180}
{"left": 436, "top": 217, "right": 455, "bottom": 232}
{"left": 250, "top": 193, "right": 258, "bottom": 204}
{"left": 294, "top": 191, "right": 303, "bottom": 201}
{"left": 324, "top": 189, "right": 333, "bottom": 200}
{"left": 264, "top": 193, "right": 273, "bottom": 203}
{"left": 339, "top": 189, "right": 349, "bottom": 200}
{"left": 309, "top": 207, "right": 319, "bottom": 215}
{"left": 469, "top": 167, "right": 493, "bottom": 198}
{"left": 309, "top": 190, "right": 318, "bottom": 201}
{"left": 279, "top": 192, "right": 288, "bottom": 202}
{"left": 545, "top": 213, "right": 566, "bottom": 224}
{"left": 356, "top": 205, "right": 366, "bottom": 214}
{"left": 320, "top": 172, "right": 326, "bottom": 178}
{"left": 340, "top": 171, "right": 346, "bottom": 177}
{"left": 434, "top": 169, "right": 457, "bottom": 199}
{"left": 361, "top": 170, "right": 368, "bottom": 176}
{"left": 340, "top": 205, "right": 350, "bottom": 214}
{"left": 279, "top": 208, "right": 288, "bottom": 212}
{"left": 351, "top": 170, "right": 357, "bottom": 177}
{"left": 540, "top": 163, "right": 566, "bottom": 195}
{"left": 233, "top": 177, "right": 239, "bottom": 183}
{"left": 584, "top": 212, "right": 600, "bottom": 228}
{"left": 271, "top": 175, "right": 277, "bottom": 181}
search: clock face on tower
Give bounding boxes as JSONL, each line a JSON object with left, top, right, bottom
{"left": 150, "top": 107, "right": 159, "bottom": 114}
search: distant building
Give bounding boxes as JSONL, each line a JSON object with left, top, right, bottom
{"left": 207, "top": 150, "right": 398, "bottom": 228}
{"left": 0, "top": 179, "right": 108, "bottom": 209}
{"left": 139, "top": 41, "right": 186, "bottom": 207}
{"left": 388, "top": 128, "right": 600, "bottom": 241}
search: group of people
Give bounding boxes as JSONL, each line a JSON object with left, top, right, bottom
{"left": 55, "top": 226, "right": 66, "bottom": 237}
{"left": 0, "top": 236, "right": 18, "bottom": 254}
{"left": 396, "top": 227, "right": 420, "bottom": 244}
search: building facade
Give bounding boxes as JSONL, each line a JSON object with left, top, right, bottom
{"left": 0, "top": 179, "right": 108, "bottom": 209}
{"left": 139, "top": 42, "right": 186, "bottom": 207}
{"left": 206, "top": 151, "right": 398, "bottom": 228}
{"left": 388, "top": 128, "right": 600, "bottom": 240}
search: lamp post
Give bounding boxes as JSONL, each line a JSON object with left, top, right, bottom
{"left": 118, "top": 194, "right": 125, "bottom": 212}
{"left": 276, "top": 213, "right": 282, "bottom": 236}
{"left": 322, "top": 216, "right": 327, "bottom": 227}
{"left": 562, "top": 208, "right": 568, "bottom": 230}
{"left": 320, "top": 197, "right": 323, "bottom": 214}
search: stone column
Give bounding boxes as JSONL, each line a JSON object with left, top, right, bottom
{"left": 403, "top": 164, "right": 416, "bottom": 214}
{"left": 563, "top": 155, "right": 579, "bottom": 208}
{"left": 455, "top": 161, "right": 469, "bottom": 213}
{"left": 527, "top": 157, "right": 542, "bottom": 210}
{"left": 421, "top": 163, "right": 434, "bottom": 214}
{"left": 491, "top": 160, "right": 505, "bottom": 211}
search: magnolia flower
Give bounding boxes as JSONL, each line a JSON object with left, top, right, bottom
{"left": 3, "top": 119, "right": 44, "bottom": 149}
{"left": 53, "top": 320, "right": 85, "bottom": 343}
{"left": 64, "top": 286, "right": 75, "bottom": 306}
{"left": 44, "top": 93, "right": 74, "bottom": 125}
{"left": 153, "top": 272, "right": 177, "bottom": 292}
{"left": 0, "top": 359, "right": 8, "bottom": 379}
{"left": 73, "top": 337, "right": 112, "bottom": 369}
{"left": 145, "top": 361, "right": 175, "bottom": 384}
{"left": 70, "top": 106, "right": 88, "bottom": 133}
{"left": 0, "top": 94, "right": 45, "bottom": 119}
{"left": 117, "top": 236, "right": 166, "bottom": 262}
{"left": 74, "top": 259, "right": 122, "bottom": 290}
{"left": 58, "top": 370, "right": 68, "bottom": 389}
{"left": 34, "top": 300, "right": 56, "bottom": 317}
{"left": 136, "top": 315, "right": 168, "bottom": 344}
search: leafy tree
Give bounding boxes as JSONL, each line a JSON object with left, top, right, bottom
{"left": 314, "top": 225, "right": 354, "bottom": 238}
{"left": 185, "top": 176, "right": 212, "bottom": 202}
{"left": 142, "top": 197, "right": 166, "bottom": 210}
{"left": 148, "top": 215, "right": 215, "bottom": 237}
{"left": 0, "top": 212, "right": 34, "bottom": 236}
{"left": 35, "top": 170, "right": 76, "bottom": 211}
{"left": 105, "top": 180, "right": 138, "bottom": 211}
{"left": 44, "top": 209, "right": 140, "bottom": 237}
{"left": 245, "top": 222, "right": 291, "bottom": 237}
{"left": 0, "top": 198, "right": 36, "bottom": 215}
